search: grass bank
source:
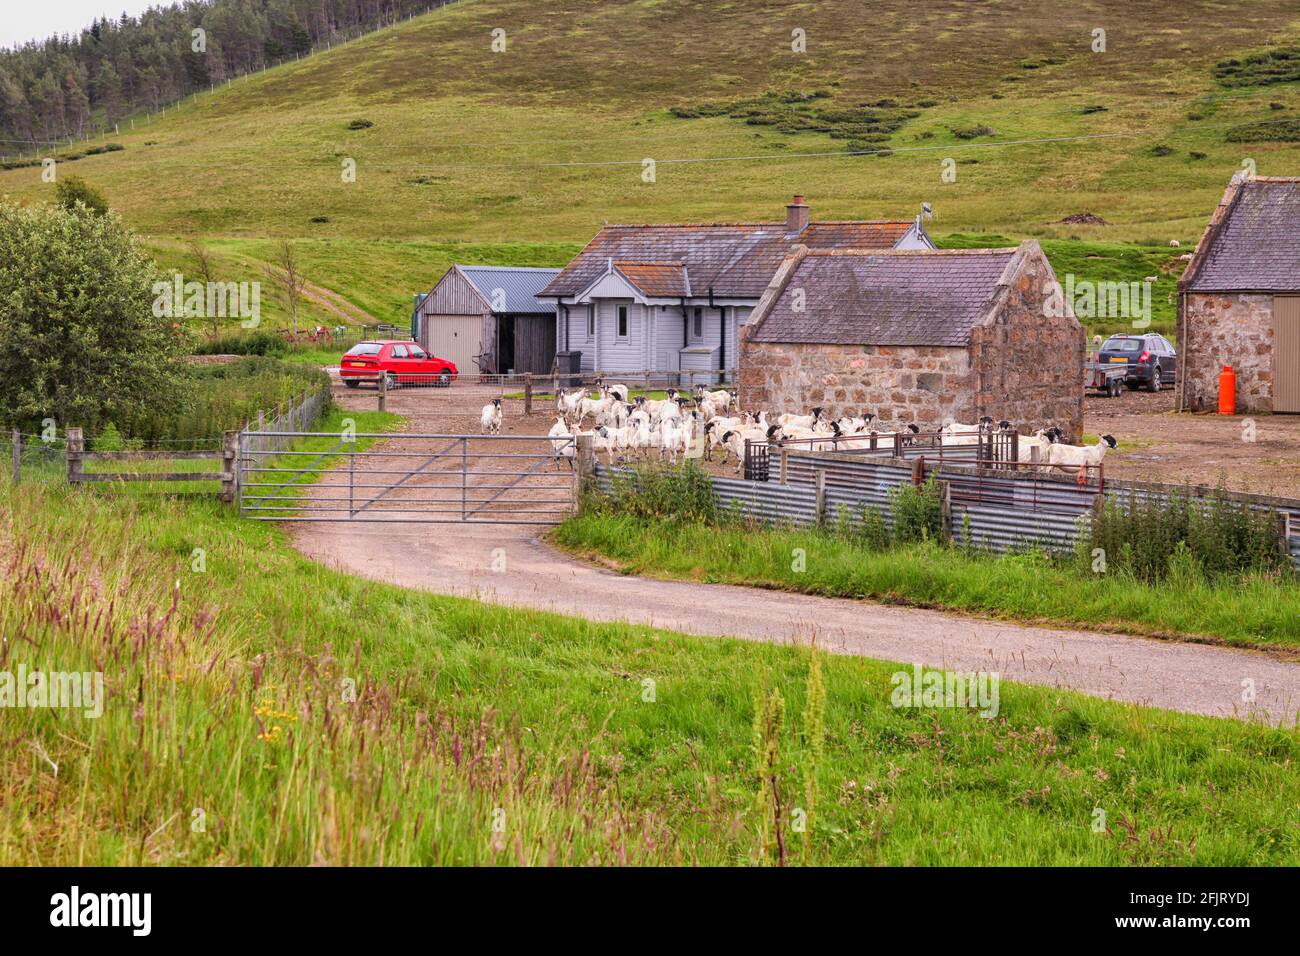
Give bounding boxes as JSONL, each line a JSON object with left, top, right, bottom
{"left": 3, "top": 464, "right": 1300, "bottom": 864}
{"left": 551, "top": 513, "right": 1300, "bottom": 649}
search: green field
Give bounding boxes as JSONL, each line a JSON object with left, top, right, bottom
{"left": 4, "top": 464, "right": 1300, "bottom": 865}
{"left": 2, "top": 0, "right": 1299, "bottom": 339}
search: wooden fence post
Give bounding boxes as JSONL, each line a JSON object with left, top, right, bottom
{"left": 574, "top": 433, "right": 595, "bottom": 512}
{"left": 524, "top": 372, "right": 533, "bottom": 416}
{"left": 938, "top": 479, "right": 952, "bottom": 542}
{"left": 378, "top": 372, "right": 388, "bottom": 412}
{"left": 221, "top": 430, "right": 239, "bottom": 505}
{"left": 11, "top": 429, "right": 19, "bottom": 485}
{"left": 66, "top": 427, "right": 84, "bottom": 486}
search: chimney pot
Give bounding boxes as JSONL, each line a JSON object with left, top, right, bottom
{"left": 786, "top": 195, "right": 809, "bottom": 234}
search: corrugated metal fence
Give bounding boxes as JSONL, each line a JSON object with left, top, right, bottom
{"left": 595, "top": 450, "right": 1300, "bottom": 564}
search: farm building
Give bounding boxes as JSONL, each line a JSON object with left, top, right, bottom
{"left": 415, "top": 265, "right": 561, "bottom": 376}
{"left": 1176, "top": 174, "right": 1300, "bottom": 414}
{"left": 538, "top": 196, "right": 933, "bottom": 379}
{"left": 738, "top": 241, "right": 1085, "bottom": 436}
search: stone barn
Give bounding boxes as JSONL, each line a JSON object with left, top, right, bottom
{"left": 738, "top": 241, "right": 1085, "bottom": 437}
{"left": 1176, "top": 174, "right": 1300, "bottom": 414}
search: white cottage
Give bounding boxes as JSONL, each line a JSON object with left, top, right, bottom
{"left": 537, "top": 197, "right": 933, "bottom": 381}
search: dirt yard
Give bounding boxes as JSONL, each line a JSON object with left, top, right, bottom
{"left": 1085, "top": 389, "right": 1300, "bottom": 498}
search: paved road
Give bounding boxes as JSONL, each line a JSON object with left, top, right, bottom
{"left": 293, "top": 516, "right": 1300, "bottom": 726}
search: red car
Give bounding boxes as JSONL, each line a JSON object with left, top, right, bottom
{"left": 339, "top": 340, "right": 458, "bottom": 388}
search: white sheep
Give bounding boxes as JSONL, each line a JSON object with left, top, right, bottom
{"left": 548, "top": 415, "right": 575, "bottom": 469}
{"left": 1016, "top": 426, "right": 1064, "bottom": 464}
{"left": 778, "top": 406, "right": 824, "bottom": 431}
{"left": 1045, "top": 434, "right": 1117, "bottom": 484}
{"left": 479, "top": 398, "right": 502, "bottom": 435}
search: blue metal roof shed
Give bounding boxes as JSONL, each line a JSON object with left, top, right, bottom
{"left": 416, "top": 265, "right": 562, "bottom": 376}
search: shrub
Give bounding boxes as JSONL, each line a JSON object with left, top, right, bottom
{"left": 0, "top": 199, "right": 183, "bottom": 434}
{"left": 54, "top": 176, "right": 109, "bottom": 216}
{"left": 347, "top": 118, "right": 374, "bottom": 130}
{"left": 1225, "top": 118, "right": 1300, "bottom": 142}
{"left": 951, "top": 125, "right": 994, "bottom": 139}
{"left": 889, "top": 477, "right": 945, "bottom": 545}
{"left": 192, "top": 330, "right": 287, "bottom": 356}
{"left": 1085, "top": 489, "right": 1289, "bottom": 583}
{"left": 1151, "top": 144, "right": 1175, "bottom": 156}
{"left": 585, "top": 461, "right": 719, "bottom": 525}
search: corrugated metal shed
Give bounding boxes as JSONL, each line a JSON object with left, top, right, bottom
{"left": 458, "top": 266, "right": 560, "bottom": 315}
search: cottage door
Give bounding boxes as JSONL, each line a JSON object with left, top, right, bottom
{"left": 1274, "top": 297, "right": 1300, "bottom": 414}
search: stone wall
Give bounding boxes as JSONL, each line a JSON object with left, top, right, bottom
{"left": 967, "top": 247, "right": 1086, "bottom": 439}
{"left": 1179, "top": 292, "right": 1273, "bottom": 412}
{"left": 737, "top": 338, "right": 973, "bottom": 429}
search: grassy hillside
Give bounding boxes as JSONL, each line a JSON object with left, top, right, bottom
{"left": 2, "top": 0, "right": 1298, "bottom": 334}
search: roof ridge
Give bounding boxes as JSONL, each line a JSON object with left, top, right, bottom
{"left": 459, "top": 265, "right": 562, "bottom": 271}
{"left": 594, "top": 219, "right": 912, "bottom": 229}
{"left": 802, "top": 246, "right": 1018, "bottom": 257}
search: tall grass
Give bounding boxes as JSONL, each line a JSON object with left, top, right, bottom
{"left": 573, "top": 464, "right": 1296, "bottom": 645}
{"left": 1084, "top": 489, "right": 1290, "bottom": 583}
{"left": 4, "top": 476, "right": 1300, "bottom": 864}
{"left": 115, "top": 357, "right": 331, "bottom": 448}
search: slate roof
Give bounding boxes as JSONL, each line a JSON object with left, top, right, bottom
{"left": 540, "top": 221, "right": 918, "bottom": 299}
{"left": 613, "top": 261, "right": 690, "bottom": 298}
{"left": 1183, "top": 178, "right": 1300, "bottom": 293}
{"left": 748, "top": 248, "right": 1019, "bottom": 347}
{"left": 458, "top": 266, "right": 561, "bottom": 314}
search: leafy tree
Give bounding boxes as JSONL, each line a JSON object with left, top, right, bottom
{"left": 0, "top": 200, "right": 186, "bottom": 434}
{"left": 54, "top": 175, "right": 110, "bottom": 216}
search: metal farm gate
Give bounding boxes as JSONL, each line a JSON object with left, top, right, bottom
{"left": 237, "top": 431, "right": 577, "bottom": 524}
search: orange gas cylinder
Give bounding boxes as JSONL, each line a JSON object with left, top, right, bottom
{"left": 1218, "top": 365, "right": 1236, "bottom": 415}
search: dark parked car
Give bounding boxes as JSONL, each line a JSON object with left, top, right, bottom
{"left": 1096, "top": 333, "right": 1176, "bottom": 392}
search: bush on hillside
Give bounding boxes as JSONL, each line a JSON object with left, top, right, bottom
{"left": 192, "top": 330, "right": 288, "bottom": 356}
{"left": 54, "top": 176, "right": 110, "bottom": 216}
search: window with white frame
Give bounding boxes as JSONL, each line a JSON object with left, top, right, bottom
{"left": 617, "top": 305, "right": 629, "bottom": 339}
{"left": 692, "top": 307, "right": 703, "bottom": 341}
{"left": 586, "top": 306, "right": 595, "bottom": 339}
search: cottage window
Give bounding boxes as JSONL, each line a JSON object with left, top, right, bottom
{"left": 617, "top": 305, "right": 629, "bottom": 339}
{"left": 692, "top": 307, "right": 703, "bottom": 340}
{"left": 586, "top": 307, "right": 595, "bottom": 339}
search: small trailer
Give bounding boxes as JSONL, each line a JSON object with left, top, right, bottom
{"left": 1085, "top": 360, "right": 1128, "bottom": 398}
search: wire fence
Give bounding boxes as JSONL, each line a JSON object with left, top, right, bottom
{"left": 4, "top": 385, "right": 331, "bottom": 500}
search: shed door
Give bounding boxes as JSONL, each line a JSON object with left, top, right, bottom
{"left": 1275, "top": 297, "right": 1300, "bottom": 414}
{"left": 421, "top": 314, "right": 484, "bottom": 376}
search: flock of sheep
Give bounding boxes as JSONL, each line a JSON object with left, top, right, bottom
{"left": 479, "top": 383, "right": 1118, "bottom": 483}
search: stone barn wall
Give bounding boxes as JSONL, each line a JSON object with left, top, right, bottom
{"left": 968, "top": 250, "right": 1086, "bottom": 439}
{"left": 1178, "top": 292, "right": 1274, "bottom": 413}
{"left": 737, "top": 338, "right": 973, "bottom": 429}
